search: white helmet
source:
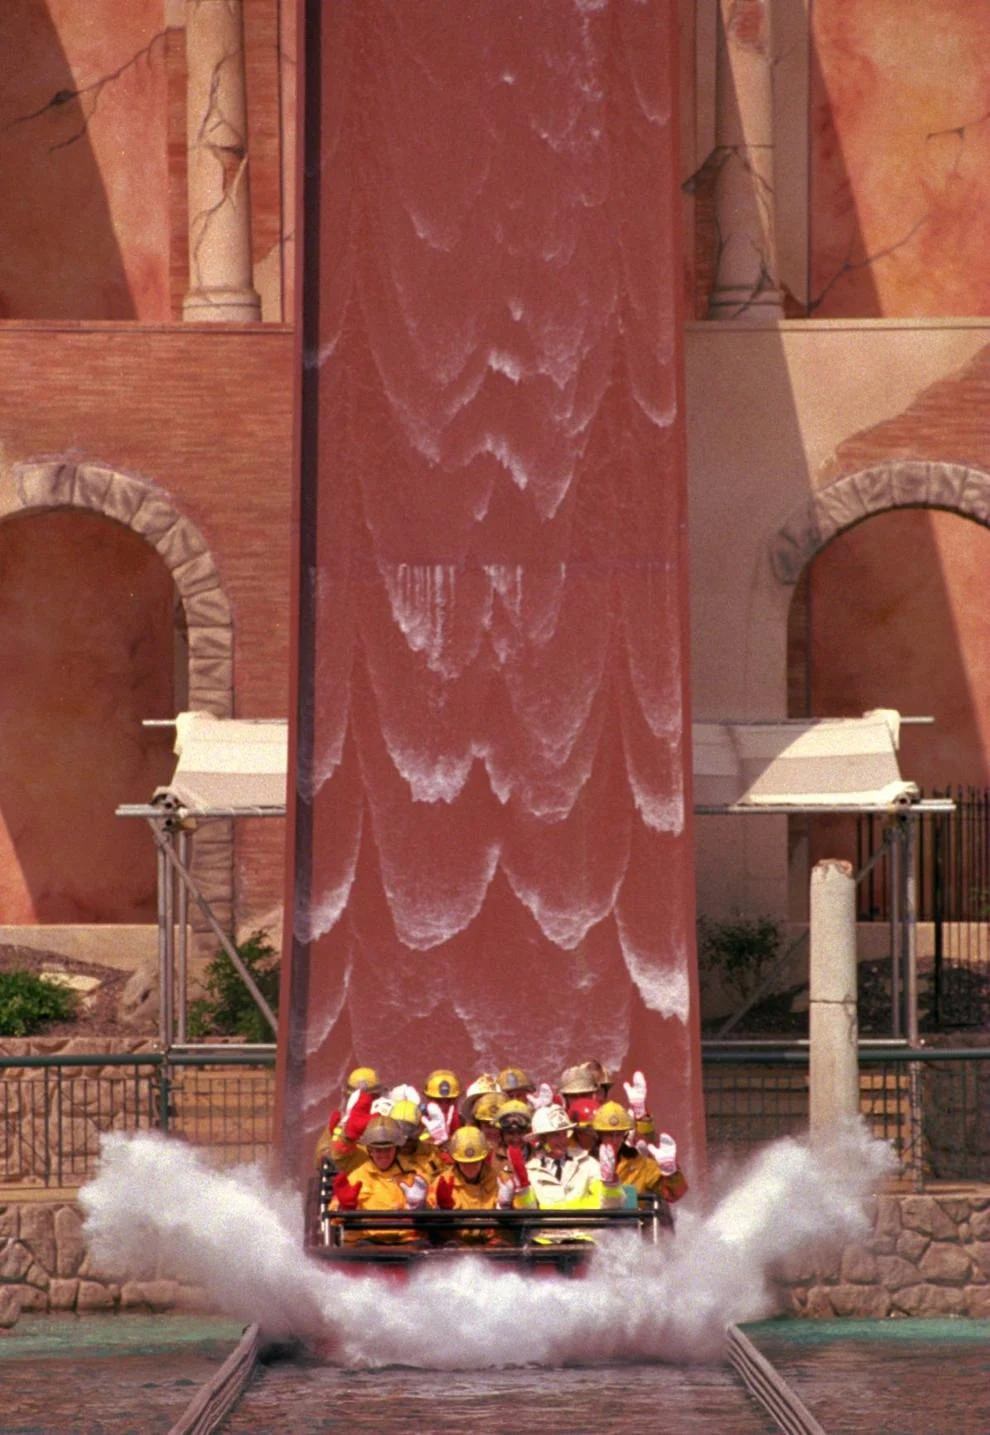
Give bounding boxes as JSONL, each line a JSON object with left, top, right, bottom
{"left": 389, "top": 1083, "right": 420, "bottom": 1107}
{"left": 531, "top": 1104, "right": 574, "bottom": 1137}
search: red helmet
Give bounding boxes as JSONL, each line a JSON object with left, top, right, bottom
{"left": 568, "top": 1096, "right": 600, "bottom": 1127}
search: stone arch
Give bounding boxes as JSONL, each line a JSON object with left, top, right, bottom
{"left": 10, "top": 459, "right": 232, "bottom": 716}
{"left": 5, "top": 458, "right": 235, "bottom": 936}
{"left": 771, "top": 459, "right": 990, "bottom": 584}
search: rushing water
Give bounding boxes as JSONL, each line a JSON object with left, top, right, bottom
{"left": 281, "top": 0, "right": 702, "bottom": 1181}
{"left": 220, "top": 1358, "right": 777, "bottom": 1434}
{"left": 79, "top": 1125, "right": 893, "bottom": 1367}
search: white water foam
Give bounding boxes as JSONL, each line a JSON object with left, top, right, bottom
{"left": 80, "top": 1122, "right": 893, "bottom": 1367}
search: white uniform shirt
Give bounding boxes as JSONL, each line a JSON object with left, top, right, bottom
{"left": 525, "top": 1145, "right": 601, "bottom": 1206}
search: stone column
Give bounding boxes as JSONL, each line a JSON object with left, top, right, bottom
{"left": 183, "top": 0, "right": 261, "bottom": 322}
{"left": 809, "top": 859, "right": 860, "bottom": 1134}
{"left": 708, "top": 0, "right": 783, "bottom": 319}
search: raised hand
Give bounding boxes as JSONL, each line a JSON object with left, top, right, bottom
{"left": 496, "top": 1175, "right": 516, "bottom": 1208}
{"left": 331, "top": 1174, "right": 362, "bottom": 1210}
{"left": 342, "top": 1087, "right": 373, "bottom": 1141}
{"left": 528, "top": 1082, "right": 555, "bottom": 1110}
{"left": 623, "top": 1070, "right": 648, "bottom": 1121}
{"left": 422, "top": 1101, "right": 449, "bottom": 1144}
{"left": 636, "top": 1133, "right": 678, "bottom": 1176}
{"left": 598, "top": 1141, "right": 617, "bottom": 1185}
{"left": 507, "top": 1145, "right": 530, "bottom": 1190}
{"left": 404, "top": 1174, "right": 429, "bottom": 1209}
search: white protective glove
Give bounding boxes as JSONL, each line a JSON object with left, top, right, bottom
{"left": 404, "top": 1174, "right": 429, "bottom": 1210}
{"left": 370, "top": 1096, "right": 393, "bottom": 1117}
{"left": 527, "top": 1081, "right": 555, "bottom": 1111}
{"left": 598, "top": 1141, "right": 617, "bottom": 1185}
{"left": 343, "top": 1086, "right": 363, "bottom": 1120}
{"left": 623, "top": 1070, "right": 648, "bottom": 1122}
{"left": 496, "top": 1175, "right": 516, "bottom": 1209}
{"left": 422, "top": 1101, "right": 450, "bottom": 1144}
{"left": 637, "top": 1133, "right": 678, "bottom": 1176}
{"left": 390, "top": 1083, "right": 421, "bottom": 1106}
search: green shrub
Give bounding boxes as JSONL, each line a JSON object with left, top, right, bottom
{"left": 0, "top": 970, "right": 78, "bottom": 1036}
{"left": 697, "top": 914, "right": 781, "bottom": 1003}
{"left": 188, "top": 930, "right": 279, "bottom": 1043}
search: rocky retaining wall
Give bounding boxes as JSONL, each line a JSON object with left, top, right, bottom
{"left": 0, "top": 1199, "right": 208, "bottom": 1328}
{"left": 780, "top": 1190, "right": 990, "bottom": 1319}
{"left": 3, "top": 1188, "right": 990, "bottom": 1328}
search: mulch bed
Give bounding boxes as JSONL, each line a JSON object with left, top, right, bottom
{"left": 0, "top": 944, "right": 153, "bottom": 1039}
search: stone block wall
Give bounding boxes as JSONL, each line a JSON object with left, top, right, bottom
{"left": 779, "top": 1191, "right": 990, "bottom": 1319}
{"left": 0, "top": 1199, "right": 209, "bottom": 1328}
{"left": 3, "top": 1185, "right": 990, "bottom": 1330}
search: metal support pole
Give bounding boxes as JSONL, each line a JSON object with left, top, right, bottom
{"left": 162, "top": 827, "right": 175, "bottom": 1053}
{"left": 903, "top": 816, "right": 924, "bottom": 1190}
{"left": 152, "top": 827, "right": 278, "bottom": 1036}
{"left": 904, "top": 817, "right": 919, "bottom": 1046}
{"left": 176, "top": 830, "right": 190, "bottom": 1044}
{"left": 889, "top": 824, "right": 902, "bottom": 1039}
{"left": 156, "top": 840, "right": 171, "bottom": 1051}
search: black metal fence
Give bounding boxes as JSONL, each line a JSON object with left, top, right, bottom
{"left": 3, "top": 1046, "right": 986, "bottom": 1193}
{"left": 857, "top": 787, "right": 990, "bottom": 1027}
{"left": 702, "top": 1044, "right": 990, "bottom": 1185}
{"left": 0, "top": 1050, "right": 276, "bottom": 1189}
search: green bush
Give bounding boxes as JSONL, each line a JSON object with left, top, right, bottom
{"left": 697, "top": 914, "right": 781, "bottom": 1003}
{"left": 0, "top": 970, "right": 78, "bottom": 1036}
{"left": 188, "top": 930, "right": 279, "bottom": 1043}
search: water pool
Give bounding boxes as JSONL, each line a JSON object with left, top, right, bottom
{"left": 0, "top": 1312, "right": 244, "bottom": 1434}
{"left": 748, "top": 1318, "right": 990, "bottom": 1434}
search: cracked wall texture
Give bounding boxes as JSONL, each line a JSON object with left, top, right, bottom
{"left": 0, "top": 0, "right": 170, "bottom": 319}
{"left": 811, "top": 0, "right": 990, "bottom": 316}
{"left": 0, "top": 0, "right": 291, "bottom": 321}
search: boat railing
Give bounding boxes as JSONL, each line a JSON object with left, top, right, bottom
{"left": 317, "top": 1200, "right": 668, "bottom": 1250}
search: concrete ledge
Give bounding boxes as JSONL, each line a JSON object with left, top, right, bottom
{"left": 726, "top": 1323, "right": 826, "bottom": 1435}
{"left": 0, "top": 926, "right": 157, "bottom": 973}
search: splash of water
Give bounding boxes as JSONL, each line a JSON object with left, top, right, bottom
{"left": 80, "top": 1124, "right": 893, "bottom": 1367}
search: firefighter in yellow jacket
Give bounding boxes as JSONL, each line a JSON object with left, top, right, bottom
{"left": 313, "top": 1066, "right": 382, "bottom": 1171}
{"left": 329, "top": 1115, "right": 427, "bottom": 1243}
{"left": 593, "top": 1101, "right": 688, "bottom": 1207}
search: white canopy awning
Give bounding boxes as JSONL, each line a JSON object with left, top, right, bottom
{"left": 136, "top": 708, "right": 921, "bottom": 820}
{"left": 692, "top": 710, "right": 918, "bottom": 812}
{"left": 153, "top": 712, "right": 288, "bottom": 816}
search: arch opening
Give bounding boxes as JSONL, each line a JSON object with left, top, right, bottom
{"left": 0, "top": 508, "right": 179, "bottom": 922}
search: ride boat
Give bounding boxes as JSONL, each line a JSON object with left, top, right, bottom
{"left": 305, "top": 1160, "right": 672, "bottom": 1277}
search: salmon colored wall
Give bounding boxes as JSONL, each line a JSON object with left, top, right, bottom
{"left": 807, "top": 508, "right": 990, "bottom": 791}
{"left": 0, "top": 511, "right": 175, "bottom": 922}
{"left": 811, "top": 0, "right": 990, "bottom": 317}
{"left": 0, "top": 1, "right": 291, "bottom": 322}
{"left": 0, "top": 323, "right": 295, "bottom": 924}
{"left": 0, "top": 0, "right": 170, "bottom": 319}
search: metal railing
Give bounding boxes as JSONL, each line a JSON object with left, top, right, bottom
{"left": 858, "top": 787, "right": 990, "bottom": 1026}
{"left": 0, "top": 1049, "right": 276, "bottom": 1189}
{"left": 703, "top": 1044, "right": 990, "bottom": 1187}
{"left": 3, "top": 1044, "right": 986, "bottom": 1193}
